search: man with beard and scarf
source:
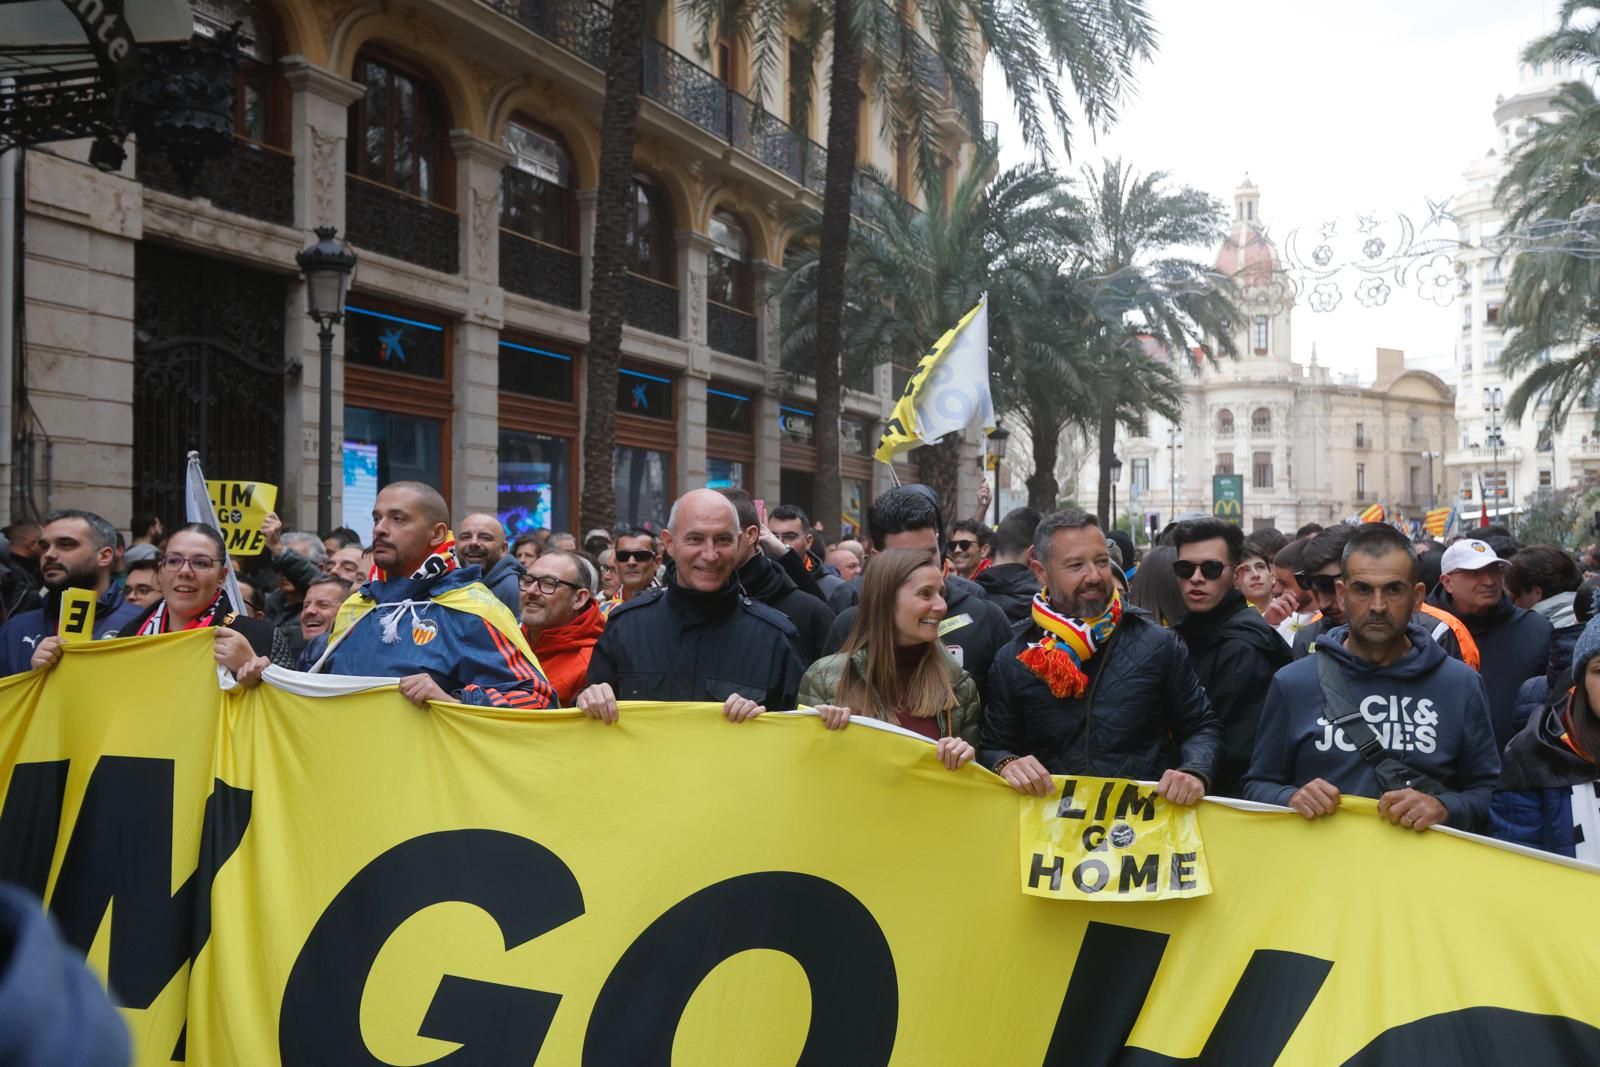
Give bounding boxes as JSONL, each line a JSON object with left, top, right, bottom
{"left": 0, "top": 509, "right": 145, "bottom": 675}
{"left": 1170, "top": 518, "right": 1293, "bottom": 796}
{"left": 718, "top": 489, "right": 834, "bottom": 662}
{"left": 456, "top": 512, "right": 525, "bottom": 618}
{"left": 577, "top": 489, "right": 804, "bottom": 723}
{"left": 1428, "top": 538, "right": 1552, "bottom": 750}
{"left": 974, "top": 506, "right": 1042, "bottom": 625}
{"left": 979, "top": 510, "right": 1222, "bottom": 803}
{"left": 1245, "top": 524, "right": 1501, "bottom": 832}
{"left": 312, "top": 481, "right": 556, "bottom": 709}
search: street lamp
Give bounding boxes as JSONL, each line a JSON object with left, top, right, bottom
{"left": 1109, "top": 454, "right": 1123, "bottom": 532}
{"left": 1483, "top": 386, "right": 1504, "bottom": 525}
{"left": 988, "top": 426, "right": 1010, "bottom": 525}
{"left": 297, "top": 227, "right": 357, "bottom": 536}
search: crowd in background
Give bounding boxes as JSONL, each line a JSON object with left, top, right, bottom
{"left": 5, "top": 481, "right": 1600, "bottom": 863}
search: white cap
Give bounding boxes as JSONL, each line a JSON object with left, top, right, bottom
{"left": 1440, "top": 539, "right": 1505, "bottom": 574}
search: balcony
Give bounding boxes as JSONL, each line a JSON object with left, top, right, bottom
{"left": 708, "top": 301, "right": 757, "bottom": 359}
{"left": 500, "top": 231, "right": 583, "bottom": 309}
{"left": 1355, "top": 434, "right": 1369, "bottom": 449}
{"left": 139, "top": 136, "right": 294, "bottom": 227}
{"left": 625, "top": 273, "right": 679, "bottom": 337}
{"left": 345, "top": 175, "right": 460, "bottom": 274}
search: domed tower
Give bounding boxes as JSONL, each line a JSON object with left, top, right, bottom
{"left": 1212, "top": 177, "right": 1293, "bottom": 365}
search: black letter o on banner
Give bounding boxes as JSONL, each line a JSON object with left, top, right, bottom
{"left": 280, "top": 829, "right": 584, "bottom": 1065}
{"left": 583, "top": 872, "right": 897, "bottom": 1066}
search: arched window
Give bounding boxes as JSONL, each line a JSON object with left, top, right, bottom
{"left": 707, "top": 209, "right": 751, "bottom": 310}
{"left": 196, "top": 0, "right": 286, "bottom": 147}
{"left": 629, "top": 175, "right": 674, "bottom": 283}
{"left": 500, "top": 119, "right": 574, "bottom": 249}
{"left": 1216, "top": 408, "right": 1234, "bottom": 436}
{"left": 348, "top": 49, "right": 450, "bottom": 203}
{"left": 1251, "top": 406, "right": 1272, "bottom": 435}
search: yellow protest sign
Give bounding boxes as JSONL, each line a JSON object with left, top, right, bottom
{"left": 1020, "top": 775, "right": 1211, "bottom": 901}
{"left": 56, "top": 586, "right": 98, "bottom": 643}
{"left": 205, "top": 479, "right": 277, "bottom": 555}
{"left": 4, "top": 635, "right": 1600, "bottom": 1065}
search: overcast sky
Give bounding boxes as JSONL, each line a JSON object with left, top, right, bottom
{"left": 985, "top": 0, "right": 1560, "bottom": 385}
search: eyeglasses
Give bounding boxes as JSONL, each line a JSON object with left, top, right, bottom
{"left": 1172, "top": 559, "right": 1227, "bottom": 581}
{"left": 1295, "top": 572, "right": 1339, "bottom": 595}
{"left": 160, "top": 555, "right": 218, "bottom": 573}
{"left": 948, "top": 539, "right": 980, "bottom": 552}
{"left": 519, "top": 574, "right": 584, "bottom": 595}
{"left": 614, "top": 550, "right": 656, "bottom": 564}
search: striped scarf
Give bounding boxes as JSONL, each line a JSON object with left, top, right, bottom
{"left": 1017, "top": 589, "right": 1122, "bottom": 699}
{"left": 138, "top": 589, "right": 227, "bottom": 636}
{"left": 370, "top": 533, "right": 459, "bottom": 584}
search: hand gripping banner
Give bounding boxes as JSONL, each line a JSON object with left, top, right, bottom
{"left": 3, "top": 633, "right": 1600, "bottom": 1065}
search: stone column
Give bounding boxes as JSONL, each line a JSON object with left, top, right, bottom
{"left": 678, "top": 375, "right": 709, "bottom": 494}
{"left": 751, "top": 258, "right": 778, "bottom": 366}
{"left": 450, "top": 131, "right": 514, "bottom": 518}
{"left": 282, "top": 57, "right": 363, "bottom": 529}
{"left": 679, "top": 230, "right": 711, "bottom": 347}
{"left": 754, "top": 389, "right": 783, "bottom": 503}
{"left": 676, "top": 230, "right": 713, "bottom": 494}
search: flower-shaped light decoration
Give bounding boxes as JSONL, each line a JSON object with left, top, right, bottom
{"left": 1309, "top": 281, "right": 1341, "bottom": 313}
{"left": 1312, "top": 244, "right": 1334, "bottom": 267}
{"left": 1356, "top": 277, "right": 1391, "bottom": 308}
{"left": 1363, "top": 237, "right": 1386, "bottom": 260}
{"left": 1414, "top": 254, "right": 1458, "bottom": 307}
{"left": 1242, "top": 279, "right": 1292, "bottom": 312}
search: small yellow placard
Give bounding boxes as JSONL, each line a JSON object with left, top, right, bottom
{"left": 1019, "top": 775, "right": 1211, "bottom": 902}
{"left": 56, "top": 587, "right": 97, "bottom": 644}
{"left": 206, "top": 480, "right": 278, "bottom": 555}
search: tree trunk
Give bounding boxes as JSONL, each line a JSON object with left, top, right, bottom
{"left": 809, "top": 0, "right": 862, "bottom": 536}
{"left": 913, "top": 435, "right": 963, "bottom": 525}
{"left": 1026, "top": 414, "right": 1059, "bottom": 512}
{"left": 1095, "top": 406, "right": 1116, "bottom": 527}
{"left": 580, "top": 0, "right": 647, "bottom": 533}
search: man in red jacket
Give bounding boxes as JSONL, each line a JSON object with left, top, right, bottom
{"left": 521, "top": 549, "right": 604, "bottom": 705}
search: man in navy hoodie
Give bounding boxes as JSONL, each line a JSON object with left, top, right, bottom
{"left": 1245, "top": 523, "right": 1501, "bottom": 832}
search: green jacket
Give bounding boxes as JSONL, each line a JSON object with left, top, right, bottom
{"left": 797, "top": 643, "right": 982, "bottom": 745}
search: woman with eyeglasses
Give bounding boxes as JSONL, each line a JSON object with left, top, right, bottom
{"left": 131, "top": 523, "right": 293, "bottom": 682}
{"left": 797, "top": 548, "right": 979, "bottom": 771}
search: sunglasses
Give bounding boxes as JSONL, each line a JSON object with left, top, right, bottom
{"left": 614, "top": 550, "right": 656, "bottom": 564}
{"left": 1172, "top": 559, "right": 1227, "bottom": 581}
{"left": 1295, "top": 572, "right": 1339, "bottom": 595}
{"left": 949, "top": 539, "right": 980, "bottom": 552}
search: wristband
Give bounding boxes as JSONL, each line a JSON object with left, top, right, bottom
{"left": 994, "top": 756, "right": 1020, "bottom": 773}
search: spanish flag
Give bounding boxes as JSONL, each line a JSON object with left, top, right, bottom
{"left": 1359, "top": 503, "right": 1385, "bottom": 524}
{"left": 1423, "top": 506, "right": 1455, "bottom": 538}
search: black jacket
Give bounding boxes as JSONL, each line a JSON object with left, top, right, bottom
{"left": 736, "top": 552, "right": 835, "bottom": 663}
{"left": 979, "top": 607, "right": 1224, "bottom": 786}
{"left": 824, "top": 573, "right": 1013, "bottom": 698}
{"left": 974, "top": 562, "right": 1040, "bottom": 625}
{"left": 586, "top": 578, "right": 806, "bottom": 708}
{"left": 1172, "top": 591, "right": 1293, "bottom": 797}
{"left": 1427, "top": 587, "right": 1553, "bottom": 750}
{"left": 131, "top": 597, "right": 294, "bottom": 669}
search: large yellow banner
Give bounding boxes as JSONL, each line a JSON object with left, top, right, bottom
{"left": 4, "top": 633, "right": 1600, "bottom": 1065}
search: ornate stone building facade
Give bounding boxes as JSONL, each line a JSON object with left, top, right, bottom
{"left": 1066, "top": 180, "right": 1457, "bottom": 536}
{"left": 10, "top": 0, "right": 986, "bottom": 538}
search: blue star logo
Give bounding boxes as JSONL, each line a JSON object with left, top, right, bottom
{"left": 631, "top": 384, "right": 648, "bottom": 409}
{"left": 378, "top": 327, "right": 407, "bottom": 364}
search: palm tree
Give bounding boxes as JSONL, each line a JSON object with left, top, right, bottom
{"left": 1495, "top": 3, "right": 1600, "bottom": 431}
{"left": 580, "top": 0, "right": 655, "bottom": 533}
{"left": 1067, "top": 159, "right": 1241, "bottom": 524}
{"left": 690, "top": 0, "right": 1157, "bottom": 531}
{"left": 779, "top": 153, "right": 1083, "bottom": 513}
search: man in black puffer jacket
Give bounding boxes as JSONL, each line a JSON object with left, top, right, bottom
{"left": 980, "top": 511, "right": 1222, "bottom": 803}
{"left": 719, "top": 490, "right": 835, "bottom": 662}
{"left": 1169, "top": 518, "right": 1293, "bottom": 796}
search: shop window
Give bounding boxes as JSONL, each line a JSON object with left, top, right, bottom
{"left": 615, "top": 446, "right": 672, "bottom": 527}
{"left": 345, "top": 304, "right": 447, "bottom": 379}
{"left": 500, "top": 339, "right": 574, "bottom": 402}
{"left": 707, "top": 457, "right": 747, "bottom": 490}
{"left": 707, "top": 386, "right": 754, "bottom": 435}
{"left": 616, "top": 368, "right": 675, "bottom": 421}
{"left": 498, "top": 430, "right": 571, "bottom": 536}
{"left": 348, "top": 50, "right": 450, "bottom": 203}
{"left": 779, "top": 404, "right": 816, "bottom": 446}
{"left": 342, "top": 409, "right": 443, "bottom": 541}
{"left": 707, "top": 210, "right": 752, "bottom": 310}
{"left": 501, "top": 119, "right": 575, "bottom": 248}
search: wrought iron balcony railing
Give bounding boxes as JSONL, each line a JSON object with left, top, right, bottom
{"left": 625, "top": 272, "right": 680, "bottom": 337}
{"left": 500, "top": 230, "right": 583, "bottom": 309}
{"left": 345, "top": 175, "right": 460, "bottom": 275}
{"left": 708, "top": 301, "right": 758, "bottom": 359}
{"left": 139, "top": 136, "right": 294, "bottom": 227}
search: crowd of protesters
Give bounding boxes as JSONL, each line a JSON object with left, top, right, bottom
{"left": 8, "top": 483, "right": 1600, "bottom": 861}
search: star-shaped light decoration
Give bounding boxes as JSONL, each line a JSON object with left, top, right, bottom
{"left": 1424, "top": 196, "right": 1458, "bottom": 231}
{"left": 1356, "top": 213, "right": 1379, "bottom": 235}
{"left": 1318, "top": 219, "right": 1339, "bottom": 240}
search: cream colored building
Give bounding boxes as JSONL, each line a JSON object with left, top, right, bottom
{"left": 7, "top": 0, "right": 987, "bottom": 538}
{"left": 1058, "top": 180, "right": 1457, "bottom": 537}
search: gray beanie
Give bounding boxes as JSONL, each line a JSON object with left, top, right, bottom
{"left": 1573, "top": 589, "right": 1600, "bottom": 677}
